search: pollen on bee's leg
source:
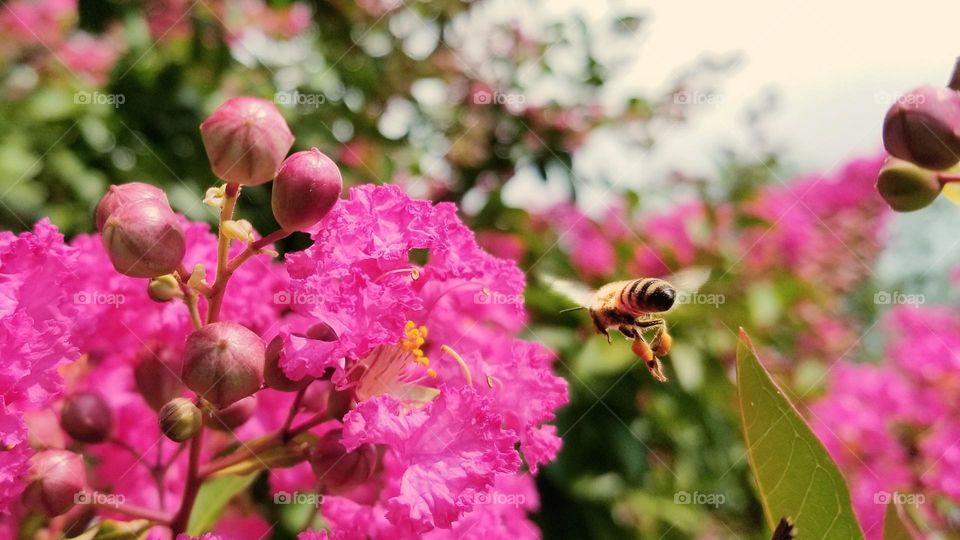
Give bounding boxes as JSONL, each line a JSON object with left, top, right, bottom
{"left": 631, "top": 338, "right": 654, "bottom": 363}
{"left": 652, "top": 330, "right": 673, "bottom": 357}
{"left": 441, "top": 344, "right": 473, "bottom": 386}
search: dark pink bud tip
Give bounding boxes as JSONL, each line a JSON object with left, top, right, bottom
{"left": 22, "top": 450, "right": 87, "bottom": 517}
{"left": 200, "top": 97, "right": 294, "bottom": 185}
{"left": 883, "top": 85, "right": 960, "bottom": 170}
{"left": 101, "top": 199, "right": 186, "bottom": 278}
{"left": 182, "top": 322, "right": 265, "bottom": 408}
{"left": 310, "top": 429, "right": 377, "bottom": 494}
{"left": 95, "top": 182, "right": 168, "bottom": 232}
{"left": 272, "top": 149, "right": 343, "bottom": 231}
{"left": 59, "top": 391, "right": 113, "bottom": 443}
{"left": 264, "top": 335, "right": 313, "bottom": 392}
{"left": 208, "top": 395, "right": 257, "bottom": 432}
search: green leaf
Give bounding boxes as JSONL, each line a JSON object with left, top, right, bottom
{"left": 69, "top": 519, "right": 152, "bottom": 540}
{"left": 186, "top": 473, "right": 258, "bottom": 536}
{"left": 736, "top": 329, "right": 864, "bottom": 539}
{"left": 883, "top": 504, "right": 914, "bottom": 540}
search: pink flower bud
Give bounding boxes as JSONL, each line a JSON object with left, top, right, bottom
{"left": 200, "top": 97, "right": 294, "bottom": 185}
{"left": 271, "top": 149, "right": 342, "bottom": 230}
{"left": 158, "top": 398, "right": 202, "bottom": 442}
{"left": 134, "top": 343, "right": 185, "bottom": 411}
{"left": 95, "top": 182, "right": 168, "bottom": 232}
{"left": 883, "top": 86, "right": 960, "bottom": 170}
{"left": 264, "top": 335, "right": 314, "bottom": 392}
{"left": 208, "top": 395, "right": 256, "bottom": 432}
{"left": 59, "top": 391, "right": 113, "bottom": 443}
{"left": 310, "top": 429, "right": 377, "bottom": 494}
{"left": 101, "top": 199, "right": 186, "bottom": 278}
{"left": 22, "top": 450, "right": 87, "bottom": 517}
{"left": 182, "top": 322, "right": 265, "bottom": 408}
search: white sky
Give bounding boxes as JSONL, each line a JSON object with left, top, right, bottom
{"left": 494, "top": 0, "right": 960, "bottom": 213}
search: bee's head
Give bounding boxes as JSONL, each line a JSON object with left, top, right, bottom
{"left": 649, "top": 286, "right": 676, "bottom": 312}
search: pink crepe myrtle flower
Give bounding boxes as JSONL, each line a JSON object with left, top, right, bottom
{"left": 0, "top": 220, "right": 78, "bottom": 514}
{"left": 540, "top": 202, "right": 616, "bottom": 279}
{"left": 56, "top": 31, "right": 123, "bottom": 86}
{"left": 276, "top": 184, "right": 567, "bottom": 535}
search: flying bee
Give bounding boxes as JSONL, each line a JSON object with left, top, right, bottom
{"left": 542, "top": 268, "right": 710, "bottom": 382}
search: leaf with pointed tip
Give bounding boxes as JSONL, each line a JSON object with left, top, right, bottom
{"left": 737, "top": 329, "right": 864, "bottom": 540}
{"left": 883, "top": 504, "right": 915, "bottom": 540}
{"left": 71, "top": 519, "right": 152, "bottom": 540}
{"left": 187, "top": 473, "right": 258, "bottom": 535}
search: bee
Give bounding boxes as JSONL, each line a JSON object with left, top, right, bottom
{"left": 542, "top": 268, "right": 709, "bottom": 382}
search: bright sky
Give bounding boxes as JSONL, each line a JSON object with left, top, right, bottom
{"left": 495, "top": 0, "right": 960, "bottom": 213}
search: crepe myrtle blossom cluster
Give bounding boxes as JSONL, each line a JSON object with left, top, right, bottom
{"left": 810, "top": 305, "right": 960, "bottom": 539}
{"left": 877, "top": 59, "right": 960, "bottom": 212}
{"left": 0, "top": 96, "right": 567, "bottom": 539}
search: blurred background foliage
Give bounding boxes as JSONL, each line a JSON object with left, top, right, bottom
{"left": 0, "top": 0, "right": 915, "bottom": 538}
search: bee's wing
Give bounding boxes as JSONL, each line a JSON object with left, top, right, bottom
{"left": 665, "top": 266, "right": 710, "bottom": 296}
{"left": 539, "top": 273, "right": 595, "bottom": 308}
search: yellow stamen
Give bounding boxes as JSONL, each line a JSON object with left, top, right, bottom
{"left": 441, "top": 345, "right": 473, "bottom": 386}
{"left": 427, "top": 368, "right": 437, "bottom": 378}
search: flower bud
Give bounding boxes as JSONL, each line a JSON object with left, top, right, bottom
{"left": 208, "top": 395, "right": 256, "bottom": 432}
{"left": 200, "top": 97, "right": 294, "bottom": 185}
{"left": 325, "top": 387, "right": 352, "bottom": 422}
{"left": 264, "top": 335, "right": 313, "bottom": 392}
{"left": 182, "top": 322, "right": 265, "bottom": 408}
{"left": 159, "top": 398, "right": 202, "bottom": 442}
{"left": 101, "top": 199, "right": 186, "bottom": 278}
{"left": 876, "top": 157, "right": 943, "bottom": 211}
{"left": 272, "top": 149, "right": 343, "bottom": 231}
{"left": 60, "top": 391, "right": 113, "bottom": 443}
{"left": 134, "top": 344, "right": 185, "bottom": 411}
{"left": 22, "top": 450, "right": 86, "bottom": 517}
{"left": 310, "top": 429, "right": 377, "bottom": 494}
{"left": 95, "top": 182, "right": 168, "bottom": 232}
{"left": 147, "top": 274, "right": 183, "bottom": 302}
{"left": 883, "top": 86, "right": 960, "bottom": 170}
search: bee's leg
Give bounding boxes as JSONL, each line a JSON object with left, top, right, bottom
{"left": 590, "top": 311, "right": 612, "bottom": 343}
{"left": 648, "top": 320, "right": 673, "bottom": 357}
{"left": 618, "top": 325, "right": 639, "bottom": 339}
{"left": 631, "top": 336, "right": 667, "bottom": 382}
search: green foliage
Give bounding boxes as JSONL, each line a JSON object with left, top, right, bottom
{"left": 187, "top": 474, "right": 258, "bottom": 535}
{"left": 736, "top": 330, "right": 864, "bottom": 540}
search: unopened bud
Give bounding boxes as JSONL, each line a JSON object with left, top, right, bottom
{"left": 883, "top": 86, "right": 960, "bottom": 170}
{"left": 101, "top": 199, "right": 186, "bottom": 278}
{"left": 182, "top": 322, "right": 266, "bottom": 408}
{"left": 22, "top": 450, "right": 86, "bottom": 517}
{"left": 272, "top": 149, "right": 343, "bottom": 231}
{"left": 200, "top": 97, "right": 294, "bottom": 185}
{"left": 134, "top": 344, "right": 185, "bottom": 411}
{"left": 208, "top": 395, "right": 256, "bottom": 432}
{"left": 264, "top": 335, "right": 313, "bottom": 392}
{"left": 147, "top": 274, "right": 183, "bottom": 302}
{"left": 876, "top": 157, "right": 943, "bottom": 211}
{"left": 159, "top": 398, "right": 202, "bottom": 442}
{"left": 325, "top": 387, "right": 352, "bottom": 422}
{"left": 95, "top": 182, "right": 168, "bottom": 232}
{"left": 60, "top": 391, "right": 113, "bottom": 443}
{"left": 310, "top": 430, "right": 377, "bottom": 494}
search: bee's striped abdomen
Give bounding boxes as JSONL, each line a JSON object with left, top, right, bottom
{"left": 619, "top": 278, "right": 675, "bottom": 313}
